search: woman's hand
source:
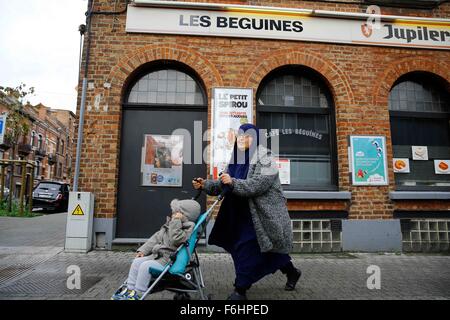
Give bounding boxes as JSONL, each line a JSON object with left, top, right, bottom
{"left": 192, "top": 178, "right": 205, "bottom": 190}
{"left": 220, "top": 173, "right": 233, "bottom": 185}
{"left": 136, "top": 251, "right": 144, "bottom": 258}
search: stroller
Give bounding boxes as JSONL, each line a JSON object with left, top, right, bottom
{"left": 112, "top": 188, "right": 225, "bottom": 300}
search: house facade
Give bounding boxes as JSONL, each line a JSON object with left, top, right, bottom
{"left": 76, "top": 0, "right": 450, "bottom": 251}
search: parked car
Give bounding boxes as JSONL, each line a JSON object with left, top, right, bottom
{"left": 32, "top": 181, "right": 70, "bottom": 213}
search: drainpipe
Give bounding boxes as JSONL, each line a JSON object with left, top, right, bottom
{"left": 73, "top": 0, "right": 129, "bottom": 192}
{"left": 73, "top": 0, "right": 94, "bottom": 192}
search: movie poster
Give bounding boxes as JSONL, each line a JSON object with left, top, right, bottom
{"left": 141, "top": 134, "right": 184, "bottom": 187}
{"left": 211, "top": 88, "right": 253, "bottom": 179}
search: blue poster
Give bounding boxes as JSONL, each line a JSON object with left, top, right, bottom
{"left": 0, "top": 115, "right": 5, "bottom": 145}
{"left": 350, "top": 135, "right": 388, "bottom": 186}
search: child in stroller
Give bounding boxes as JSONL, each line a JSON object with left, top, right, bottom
{"left": 112, "top": 198, "right": 201, "bottom": 300}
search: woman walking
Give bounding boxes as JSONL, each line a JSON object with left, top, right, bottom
{"left": 192, "top": 123, "right": 301, "bottom": 300}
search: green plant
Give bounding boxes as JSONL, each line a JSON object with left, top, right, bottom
{"left": 0, "top": 83, "right": 35, "bottom": 213}
{"left": 0, "top": 198, "right": 40, "bottom": 217}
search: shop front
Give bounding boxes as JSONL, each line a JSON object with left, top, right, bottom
{"left": 77, "top": 0, "right": 450, "bottom": 252}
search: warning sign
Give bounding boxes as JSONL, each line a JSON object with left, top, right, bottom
{"left": 72, "top": 204, "right": 85, "bottom": 216}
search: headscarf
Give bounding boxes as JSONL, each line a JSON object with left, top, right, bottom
{"left": 208, "top": 123, "right": 260, "bottom": 251}
{"left": 226, "top": 123, "right": 260, "bottom": 179}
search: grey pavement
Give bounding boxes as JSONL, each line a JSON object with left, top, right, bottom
{"left": 0, "top": 212, "right": 67, "bottom": 247}
{"left": 0, "top": 213, "right": 450, "bottom": 300}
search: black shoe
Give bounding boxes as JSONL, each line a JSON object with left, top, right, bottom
{"left": 227, "top": 291, "right": 248, "bottom": 300}
{"left": 285, "top": 268, "right": 302, "bottom": 291}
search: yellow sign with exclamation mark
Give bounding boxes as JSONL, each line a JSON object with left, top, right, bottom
{"left": 72, "top": 204, "right": 85, "bottom": 216}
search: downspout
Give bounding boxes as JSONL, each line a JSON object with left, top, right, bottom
{"left": 73, "top": 0, "right": 94, "bottom": 192}
{"left": 73, "top": 0, "right": 130, "bottom": 192}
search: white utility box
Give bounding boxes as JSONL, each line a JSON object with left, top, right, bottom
{"left": 65, "top": 192, "right": 95, "bottom": 253}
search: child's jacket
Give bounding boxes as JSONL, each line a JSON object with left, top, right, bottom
{"left": 137, "top": 216, "right": 195, "bottom": 266}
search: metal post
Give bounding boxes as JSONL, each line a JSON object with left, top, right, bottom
{"left": 0, "top": 165, "right": 4, "bottom": 202}
{"left": 19, "top": 162, "right": 26, "bottom": 215}
{"left": 73, "top": 78, "right": 88, "bottom": 192}
{"left": 8, "top": 162, "right": 13, "bottom": 212}
{"left": 73, "top": 0, "right": 93, "bottom": 192}
{"left": 28, "top": 164, "right": 34, "bottom": 213}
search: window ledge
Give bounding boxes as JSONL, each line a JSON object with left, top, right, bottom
{"left": 389, "top": 192, "right": 450, "bottom": 200}
{"left": 283, "top": 191, "right": 351, "bottom": 200}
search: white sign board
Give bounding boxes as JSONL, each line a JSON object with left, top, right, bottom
{"left": 275, "top": 158, "right": 291, "bottom": 185}
{"left": 211, "top": 88, "right": 253, "bottom": 179}
{"left": 126, "top": 5, "right": 450, "bottom": 50}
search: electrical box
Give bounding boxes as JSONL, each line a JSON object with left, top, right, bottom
{"left": 65, "top": 192, "right": 95, "bottom": 253}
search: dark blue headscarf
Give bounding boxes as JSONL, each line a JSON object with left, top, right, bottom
{"left": 227, "top": 123, "right": 260, "bottom": 180}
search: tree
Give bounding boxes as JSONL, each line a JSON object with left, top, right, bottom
{"left": 0, "top": 83, "right": 34, "bottom": 153}
{"left": 0, "top": 83, "right": 34, "bottom": 212}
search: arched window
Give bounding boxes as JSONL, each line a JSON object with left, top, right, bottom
{"left": 38, "top": 134, "right": 43, "bottom": 150}
{"left": 35, "top": 160, "right": 40, "bottom": 177}
{"left": 30, "top": 131, "right": 36, "bottom": 147}
{"left": 56, "top": 138, "right": 60, "bottom": 154}
{"left": 257, "top": 66, "right": 338, "bottom": 190}
{"left": 126, "top": 68, "right": 205, "bottom": 106}
{"left": 389, "top": 72, "right": 450, "bottom": 190}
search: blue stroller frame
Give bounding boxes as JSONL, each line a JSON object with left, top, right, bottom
{"left": 113, "top": 191, "right": 224, "bottom": 300}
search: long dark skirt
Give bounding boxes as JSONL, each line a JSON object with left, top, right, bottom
{"left": 229, "top": 238, "right": 291, "bottom": 289}
{"left": 209, "top": 193, "right": 291, "bottom": 289}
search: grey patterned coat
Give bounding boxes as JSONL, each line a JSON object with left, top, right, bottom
{"left": 137, "top": 216, "right": 195, "bottom": 266}
{"left": 204, "top": 145, "right": 293, "bottom": 254}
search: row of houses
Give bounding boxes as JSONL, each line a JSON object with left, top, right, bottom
{"left": 0, "top": 96, "right": 75, "bottom": 198}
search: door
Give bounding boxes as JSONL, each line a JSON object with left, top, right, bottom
{"left": 116, "top": 66, "right": 207, "bottom": 238}
{"left": 116, "top": 108, "right": 207, "bottom": 238}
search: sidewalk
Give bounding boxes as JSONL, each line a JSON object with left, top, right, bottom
{"left": 1, "top": 249, "right": 449, "bottom": 300}
{"left": 0, "top": 213, "right": 449, "bottom": 300}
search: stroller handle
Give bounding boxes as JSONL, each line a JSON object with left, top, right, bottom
{"left": 192, "top": 189, "right": 202, "bottom": 200}
{"left": 218, "top": 188, "right": 228, "bottom": 201}
{"left": 191, "top": 176, "right": 229, "bottom": 201}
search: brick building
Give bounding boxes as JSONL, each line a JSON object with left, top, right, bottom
{"left": 29, "top": 104, "right": 76, "bottom": 183}
{"left": 0, "top": 98, "right": 76, "bottom": 196}
{"left": 76, "top": 0, "right": 449, "bottom": 251}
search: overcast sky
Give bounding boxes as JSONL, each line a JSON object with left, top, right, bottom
{"left": 0, "top": 0, "right": 88, "bottom": 113}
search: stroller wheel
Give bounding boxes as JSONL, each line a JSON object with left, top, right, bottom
{"left": 173, "top": 292, "right": 191, "bottom": 300}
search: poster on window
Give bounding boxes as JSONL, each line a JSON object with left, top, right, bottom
{"left": 141, "top": 134, "right": 183, "bottom": 187}
{"left": 434, "top": 160, "right": 450, "bottom": 174}
{"left": 275, "top": 158, "right": 291, "bottom": 185}
{"left": 412, "top": 146, "right": 429, "bottom": 161}
{"left": 211, "top": 88, "right": 253, "bottom": 179}
{"left": 393, "top": 158, "right": 410, "bottom": 173}
{"left": 350, "top": 135, "right": 388, "bottom": 186}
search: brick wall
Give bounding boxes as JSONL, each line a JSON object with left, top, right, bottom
{"left": 76, "top": 0, "right": 450, "bottom": 220}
